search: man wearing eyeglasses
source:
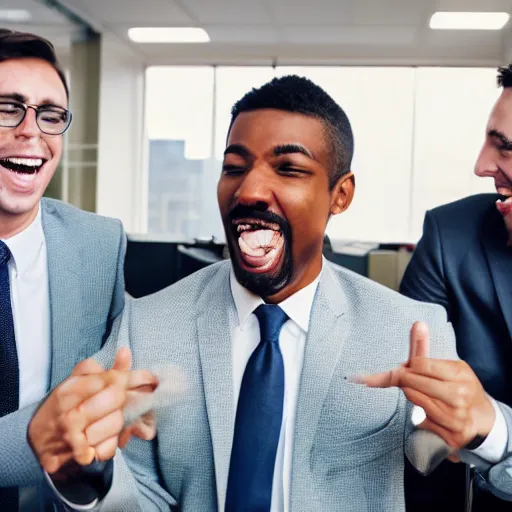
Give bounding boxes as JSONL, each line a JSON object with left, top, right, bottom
{"left": 0, "top": 29, "right": 128, "bottom": 510}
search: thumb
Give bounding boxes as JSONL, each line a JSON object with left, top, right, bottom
{"left": 112, "top": 347, "right": 132, "bottom": 372}
{"left": 408, "top": 321, "right": 430, "bottom": 363}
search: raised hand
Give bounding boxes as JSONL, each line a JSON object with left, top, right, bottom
{"left": 352, "top": 322, "right": 496, "bottom": 453}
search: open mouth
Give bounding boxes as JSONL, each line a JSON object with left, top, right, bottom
{"left": 0, "top": 157, "right": 46, "bottom": 175}
{"left": 496, "top": 187, "right": 512, "bottom": 217}
{"left": 233, "top": 218, "right": 285, "bottom": 273}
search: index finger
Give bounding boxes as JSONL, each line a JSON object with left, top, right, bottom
{"left": 56, "top": 374, "right": 110, "bottom": 411}
{"left": 408, "top": 321, "right": 430, "bottom": 363}
{"left": 71, "top": 358, "right": 105, "bottom": 377}
{"left": 56, "top": 368, "right": 131, "bottom": 412}
{"left": 350, "top": 366, "right": 404, "bottom": 388}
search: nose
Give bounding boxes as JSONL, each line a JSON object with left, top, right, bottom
{"left": 235, "top": 166, "right": 274, "bottom": 209}
{"left": 474, "top": 143, "right": 498, "bottom": 177}
{"left": 13, "top": 107, "right": 39, "bottom": 139}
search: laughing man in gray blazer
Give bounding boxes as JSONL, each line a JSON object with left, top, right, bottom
{"left": 0, "top": 30, "right": 126, "bottom": 511}
{"left": 30, "top": 76, "right": 512, "bottom": 511}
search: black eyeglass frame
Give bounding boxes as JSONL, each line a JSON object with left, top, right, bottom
{"left": 0, "top": 100, "right": 72, "bottom": 135}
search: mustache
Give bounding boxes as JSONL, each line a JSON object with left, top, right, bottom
{"left": 227, "top": 204, "right": 289, "bottom": 231}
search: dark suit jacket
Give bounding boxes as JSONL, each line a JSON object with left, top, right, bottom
{"left": 400, "top": 193, "right": 512, "bottom": 511}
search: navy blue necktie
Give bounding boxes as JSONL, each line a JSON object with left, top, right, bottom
{"left": 225, "top": 304, "right": 288, "bottom": 512}
{"left": 0, "top": 241, "right": 19, "bottom": 509}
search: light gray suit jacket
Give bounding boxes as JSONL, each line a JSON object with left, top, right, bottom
{"left": 76, "top": 259, "right": 500, "bottom": 512}
{"left": 0, "top": 198, "right": 126, "bottom": 489}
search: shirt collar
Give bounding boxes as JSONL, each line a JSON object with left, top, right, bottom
{"left": 229, "top": 262, "right": 322, "bottom": 333}
{"left": 1, "top": 205, "right": 44, "bottom": 276}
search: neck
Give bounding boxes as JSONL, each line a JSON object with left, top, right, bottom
{"left": 0, "top": 205, "right": 39, "bottom": 239}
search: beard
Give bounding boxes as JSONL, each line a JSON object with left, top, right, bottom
{"left": 226, "top": 204, "right": 293, "bottom": 298}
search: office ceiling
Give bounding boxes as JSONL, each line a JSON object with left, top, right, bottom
{"left": 5, "top": 0, "right": 512, "bottom": 65}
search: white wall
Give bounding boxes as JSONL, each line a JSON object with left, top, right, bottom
{"left": 96, "top": 35, "right": 147, "bottom": 233}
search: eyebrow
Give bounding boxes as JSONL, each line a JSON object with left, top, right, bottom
{"left": 0, "top": 93, "right": 26, "bottom": 103}
{"left": 0, "top": 93, "right": 67, "bottom": 110}
{"left": 273, "top": 143, "right": 314, "bottom": 159}
{"left": 489, "top": 129, "right": 512, "bottom": 151}
{"left": 224, "top": 144, "right": 252, "bottom": 158}
{"left": 224, "top": 142, "right": 315, "bottom": 160}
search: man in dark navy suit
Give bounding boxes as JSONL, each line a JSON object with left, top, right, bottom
{"left": 401, "top": 64, "right": 512, "bottom": 511}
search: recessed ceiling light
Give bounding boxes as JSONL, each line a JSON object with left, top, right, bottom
{"left": 128, "top": 27, "right": 210, "bottom": 43}
{"left": 430, "top": 11, "right": 510, "bottom": 30}
{"left": 0, "top": 9, "right": 31, "bottom": 22}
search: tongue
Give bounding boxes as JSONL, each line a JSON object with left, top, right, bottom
{"left": 240, "top": 229, "right": 276, "bottom": 254}
{"left": 496, "top": 197, "right": 512, "bottom": 218}
{"left": 238, "top": 229, "right": 282, "bottom": 268}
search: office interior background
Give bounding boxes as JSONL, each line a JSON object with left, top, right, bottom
{"left": 6, "top": 0, "right": 509, "bottom": 293}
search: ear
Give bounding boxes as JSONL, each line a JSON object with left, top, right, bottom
{"left": 329, "top": 172, "right": 355, "bottom": 216}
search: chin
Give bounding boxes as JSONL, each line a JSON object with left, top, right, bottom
{"left": 0, "top": 194, "right": 41, "bottom": 216}
{"left": 231, "top": 243, "right": 293, "bottom": 298}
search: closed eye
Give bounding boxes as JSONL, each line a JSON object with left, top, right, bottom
{"left": 222, "top": 164, "right": 246, "bottom": 175}
{"left": 277, "top": 164, "right": 312, "bottom": 176}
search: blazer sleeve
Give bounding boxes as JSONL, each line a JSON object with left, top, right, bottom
{"left": 471, "top": 403, "right": 512, "bottom": 502}
{"left": 103, "top": 221, "right": 127, "bottom": 344}
{"left": 0, "top": 403, "right": 43, "bottom": 487}
{"left": 43, "top": 299, "right": 178, "bottom": 511}
{"left": 400, "top": 211, "right": 452, "bottom": 318}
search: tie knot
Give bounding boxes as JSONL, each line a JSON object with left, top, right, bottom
{"left": 254, "top": 304, "right": 288, "bottom": 344}
{"left": 0, "top": 241, "right": 11, "bottom": 266}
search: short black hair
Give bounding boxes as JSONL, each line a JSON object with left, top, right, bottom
{"left": 497, "top": 64, "right": 512, "bottom": 88}
{"left": 0, "top": 29, "right": 69, "bottom": 98}
{"left": 229, "top": 75, "right": 354, "bottom": 188}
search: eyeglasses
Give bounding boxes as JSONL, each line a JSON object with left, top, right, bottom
{"left": 0, "top": 101, "right": 72, "bottom": 135}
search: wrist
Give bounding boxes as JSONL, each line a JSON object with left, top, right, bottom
{"left": 473, "top": 395, "right": 496, "bottom": 438}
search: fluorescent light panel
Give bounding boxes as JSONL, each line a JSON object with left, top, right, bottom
{"left": 430, "top": 11, "right": 510, "bottom": 30}
{"left": 0, "top": 9, "right": 31, "bottom": 22}
{"left": 128, "top": 27, "right": 210, "bottom": 43}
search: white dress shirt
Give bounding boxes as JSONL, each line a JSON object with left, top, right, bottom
{"left": 1, "top": 207, "right": 51, "bottom": 409}
{"left": 230, "top": 269, "right": 321, "bottom": 511}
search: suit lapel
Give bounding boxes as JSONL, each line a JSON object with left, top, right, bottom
{"left": 196, "top": 263, "right": 236, "bottom": 512}
{"left": 41, "top": 200, "right": 85, "bottom": 387}
{"left": 291, "top": 264, "right": 348, "bottom": 503}
{"left": 482, "top": 207, "right": 512, "bottom": 339}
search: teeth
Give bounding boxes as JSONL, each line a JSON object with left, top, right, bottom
{"left": 235, "top": 220, "right": 280, "bottom": 232}
{"left": 237, "top": 224, "right": 252, "bottom": 233}
{"left": 5, "top": 157, "right": 43, "bottom": 167}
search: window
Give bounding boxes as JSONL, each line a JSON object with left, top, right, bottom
{"left": 145, "top": 65, "right": 498, "bottom": 243}
{"left": 276, "top": 67, "right": 415, "bottom": 242}
{"left": 410, "top": 68, "right": 497, "bottom": 240}
{"left": 214, "top": 66, "right": 276, "bottom": 161}
{"left": 146, "top": 66, "right": 214, "bottom": 238}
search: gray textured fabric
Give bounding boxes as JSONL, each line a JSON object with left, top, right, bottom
{"left": 0, "top": 198, "right": 126, "bottom": 489}
{"left": 90, "top": 260, "right": 463, "bottom": 511}
{"left": 481, "top": 403, "right": 512, "bottom": 499}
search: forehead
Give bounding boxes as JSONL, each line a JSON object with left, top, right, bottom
{"left": 0, "top": 57, "right": 67, "bottom": 107}
{"left": 227, "top": 109, "right": 329, "bottom": 156}
{"left": 488, "top": 89, "right": 512, "bottom": 133}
